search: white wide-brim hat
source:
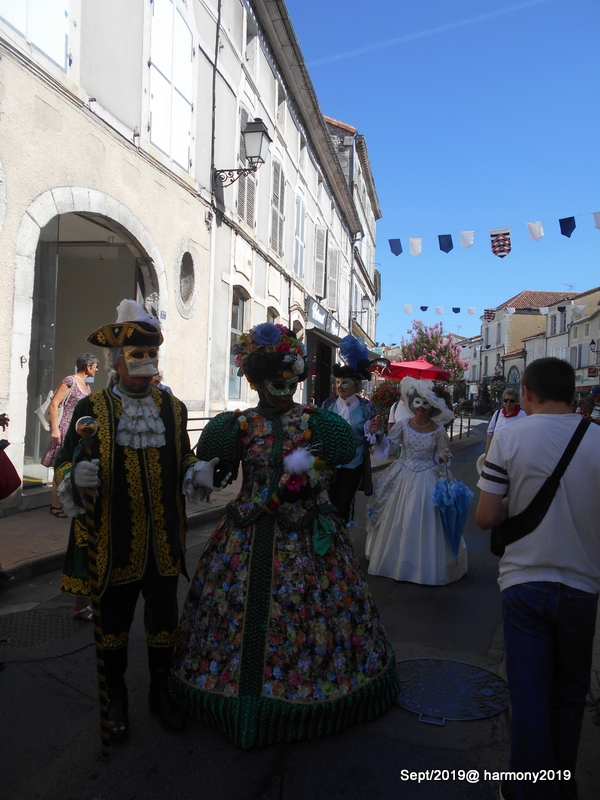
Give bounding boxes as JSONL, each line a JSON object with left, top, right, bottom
{"left": 400, "top": 377, "right": 455, "bottom": 426}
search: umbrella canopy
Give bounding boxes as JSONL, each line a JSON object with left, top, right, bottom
{"left": 431, "top": 464, "right": 474, "bottom": 558}
{"left": 383, "top": 359, "right": 451, "bottom": 381}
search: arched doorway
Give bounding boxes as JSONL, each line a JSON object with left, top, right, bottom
{"left": 506, "top": 365, "right": 520, "bottom": 394}
{"left": 20, "top": 208, "right": 163, "bottom": 489}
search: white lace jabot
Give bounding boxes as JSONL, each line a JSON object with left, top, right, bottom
{"left": 115, "top": 391, "right": 166, "bottom": 449}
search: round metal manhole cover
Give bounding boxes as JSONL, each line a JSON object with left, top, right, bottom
{"left": 0, "top": 606, "right": 87, "bottom": 649}
{"left": 396, "top": 658, "right": 509, "bottom": 725}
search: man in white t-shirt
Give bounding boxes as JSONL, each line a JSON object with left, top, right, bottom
{"left": 476, "top": 358, "right": 600, "bottom": 800}
{"left": 484, "top": 387, "right": 527, "bottom": 456}
{"left": 387, "top": 395, "right": 411, "bottom": 432}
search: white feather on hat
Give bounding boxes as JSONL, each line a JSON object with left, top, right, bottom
{"left": 400, "top": 377, "right": 455, "bottom": 426}
{"left": 116, "top": 299, "right": 160, "bottom": 328}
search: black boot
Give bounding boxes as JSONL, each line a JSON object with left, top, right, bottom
{"left": 107, "top": 682, "right": 129, "bottom": 741}
{"left": 104, "top": 647, "right": 129, "bottom": 741}
{"left": 148, "top": 646, "right": 185, "bottom": 732}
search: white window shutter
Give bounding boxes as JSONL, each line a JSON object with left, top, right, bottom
{"left": 0, "top": 1, "right": 26, "bottom": 34}
{"left": 294, "top": 197, "right": 305, "bottom": 278}
{"left": 328, "top": 249, "right": 339, "bottom": 310}
{"left": 271, "top": 162, "right": 285, "bottom": 255}
{"left": 27, "top": 0, "right": 69, "bottom": 70}
{"left": 149, "top": 67, "right": 172, "bottom": 155}
{"left": 151, "top": 0, "right": 174, "bottom": 78}
{"left": 173, "top": 9, "right": 193, "bottom": 102}
{"left": 314, "top": 227, "right": 326, "bottom": 297}
{"left": 277, "top": 171, "right": 285, "bottom": 255}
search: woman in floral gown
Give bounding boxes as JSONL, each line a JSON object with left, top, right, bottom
{"left": 366, "top": 378, "right": 467, "bottom": 585}
{"left": 170, "top": 324, "right": 400, "bottom": 748}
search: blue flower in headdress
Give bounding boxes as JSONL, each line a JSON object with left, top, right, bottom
{"left": 253, "top": 323, "right": 281, "bottom": 346}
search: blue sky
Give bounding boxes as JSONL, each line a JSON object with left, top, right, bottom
{"left": 284, "top": 0, "right": 600, "bottom": 343}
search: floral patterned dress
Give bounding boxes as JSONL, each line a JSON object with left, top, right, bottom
{"left": 170, "top": 403, "right": 400, "bottom": 748}
{"left": 366, "top": 420, "right": 468, "bottom": 585}
{"left": 41, "top": 375, "right": 91, "bottom": 467}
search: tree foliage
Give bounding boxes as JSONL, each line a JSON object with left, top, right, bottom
{"left": 400, "top": 320, "right": 467, "bottom": 382}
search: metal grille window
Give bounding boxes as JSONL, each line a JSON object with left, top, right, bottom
{"left": 270, "top": 161, "right": 285, "bottom": 256}
{"left": 149, "top": 0, "right": 194, "bottom": 172}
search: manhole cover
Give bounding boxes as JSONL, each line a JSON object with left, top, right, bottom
{"left": 396, "top": 658, "right": 509, "bottom": 725}
{"left": 0, "top": 606, "right": 86, "bottom": 649}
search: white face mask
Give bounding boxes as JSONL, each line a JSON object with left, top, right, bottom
{"left": 121, "top": 346, "right": 159, "bottom": 377}
{"left": 336, "top": 378, "right": 357, "bottom": 391}
{"left": 412, "top": 397, "right": 432, "bottom": 410}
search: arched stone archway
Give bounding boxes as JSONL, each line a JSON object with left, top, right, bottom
{"left": 9, "top": 187, "right": 168, "bottom": 489}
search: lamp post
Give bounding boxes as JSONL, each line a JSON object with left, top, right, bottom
{"left": 213, "top": 118, "right": 272, "bottom": 188}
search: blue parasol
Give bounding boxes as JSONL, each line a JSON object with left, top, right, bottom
{"left": 431, "top": 463, "right": 473, "bottom": 558}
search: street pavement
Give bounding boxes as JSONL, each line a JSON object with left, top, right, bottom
{"left": 0, "top": 420, "right": 598, "bottom": 800}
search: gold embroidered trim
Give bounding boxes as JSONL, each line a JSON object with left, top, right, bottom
{"left": 110, "top": 445, "right": 147, "bottom": 583}
{"left": 102, "top": 631, "right": 129, "bottom": 650}
{"left": 60, "top": 575, "right": 90, "bottom": 596}
{"left": 146, "top": 630, "right": 175, "bottom": 647}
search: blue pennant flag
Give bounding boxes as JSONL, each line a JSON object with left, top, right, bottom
{"left": 438, "top": 234, "right": 454, "bottom": 253}
{"left": 389, "top": 238, "right": 403, "bottom": 256}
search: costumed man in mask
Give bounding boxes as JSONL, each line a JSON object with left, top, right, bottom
{"left": 56, "top": 300, "right": 225, "bottom": 741}
{"left": 170, "top": 323, "right": 400, "bottom": 748}
{"left": 322, "top": 335, "right": 386, "bottom": 525}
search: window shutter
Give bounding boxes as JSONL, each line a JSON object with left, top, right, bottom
{"left": 294, "top": 197, "right": 305, "bottom": 278}
{"left": 327, "top": 249, "right": 339, "bottom": 310}
{"left": 314, "top": 227, "right": 326, "bottom": 297}
{"left": 277, "top": 170, "right": 285, "bottom": 255}
{"left": 245, "top": 174, "right": 255, "bottom": 227}
{"left": 237, "top": 108, "right": 249, "bottom": 221}
{"left": 271, "top": 161, "right": 285, "bottom": 255}
{"left": 27, "top": 0, "right": 70, "bottom": 70}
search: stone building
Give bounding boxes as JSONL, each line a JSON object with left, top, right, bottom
{"left": 0, "top": 0, "right": 381, "bottom": 504}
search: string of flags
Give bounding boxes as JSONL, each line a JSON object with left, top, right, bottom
{"left": 389, "top": 212, "right": 600, "bottom": 258}
{"left": 402, "top": 305, "right": 477, "bottom": 315}
{"left": 399, "top": 301, "right": 588, "bottom": 319}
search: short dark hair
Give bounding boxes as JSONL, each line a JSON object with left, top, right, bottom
{"left": 521, "top": 357, "right": 575, "bottom": 404}
{"left": 76, "top": 352, "right": 99, "bottom": 372}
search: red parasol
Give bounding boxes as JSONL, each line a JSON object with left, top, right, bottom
{"left": 380, "top": 359, "right": 451, "bottom": 381}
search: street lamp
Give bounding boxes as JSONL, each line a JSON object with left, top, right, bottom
{"left": 591, "top": 339, "right": 597, "bottom": 352}
{"left": 213, "top": 118, "right": 272, "bottom": 188}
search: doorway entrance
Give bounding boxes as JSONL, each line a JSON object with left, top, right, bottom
{"left": 23, "top": 212, "right": 159, "bottom": 488}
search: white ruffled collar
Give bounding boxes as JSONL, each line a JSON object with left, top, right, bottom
{"left": 113, "top": 388, "right": 166, "bottom": 449}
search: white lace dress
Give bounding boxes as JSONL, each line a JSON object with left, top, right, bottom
{"left": 365, "top": 420, "right": 468, "bottom": 585}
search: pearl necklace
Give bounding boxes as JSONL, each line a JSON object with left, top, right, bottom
{"left": 414, "top": 418, "right": 431, "bottom": 428}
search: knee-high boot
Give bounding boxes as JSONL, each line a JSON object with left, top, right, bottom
{"left": 104, "top": 648, "right": 129, "bottom": 741}
{"left": 147, "top": 646, "right": 185, "bottom": 731}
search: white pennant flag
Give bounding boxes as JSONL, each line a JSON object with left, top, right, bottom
{"left": 527, "top": 221, "right": 544, "bottom": 241}
{"left": 467, "top": 307, "right": 476, "bottom": 315}
{"left": 409, "top": 238, "right": 422, "bottom": 256}
{"left": 506, "top": 307, "right": 516, "bottom": 315}
{"left": 435, "top": 306, "right": 443, "bottom": 315}
{"left": 539, "top": 307, "right": 549, "bottom": 315}
{"left": 460, "top": 231, "right": 474, "bottom": 249}
{"left": 404, "top": 305, "right": 413, "bottom": 314}
{"left": 594, "top": 212, "right": 600, "bottom": 229}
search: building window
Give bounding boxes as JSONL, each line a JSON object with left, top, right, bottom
{"left": 313, "top": 227, "right": 327, "bottom": 298}
{"left": 179, "top": 251, "right": 194, "bottom": 306}
{"left": 276, "top": 82, "right": 286, "bottom": 131}
{"left": 293, "top": 196, "right": 305, "bottom": 279}
{"left": 559, "top": 311, "right": 567, "bottom": 332}
{"left": 236, "top": 107, "right": 255, "bottom": 226}
{"left": 229, "top": 287, "right": 248, "bottom": 400}
{"left": 496, "top": 322, "right": 501, "bottom": 344}
{"left": 0, "top": 0, "right": 70, "bottom": 71}
{"left": 484, "top": 327, "right": 489, "bottom": 347}
{"left": 267, "top": 307, "right": 279, "bottom": 324}
{"left": 573, "top": 326, "right": 578, "bottom": 340}
{"left": 327, "top": 248, "right": 339, "bottom": 311}
{"left": 149, "top": 0, "right": 194, "bottom": 171}
{"left": 550, "top": 315, "right": 557, "bottom": 335}
{"left": 472, "top": 364, "right": 477, "bottom": 381}
{"left": 483, "top": 356, "right": 488, "bottom": 375}
{"left": 270, "top": 160, "right": 285, "bottom": 256}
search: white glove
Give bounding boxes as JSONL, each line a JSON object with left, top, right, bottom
{"left": 193, "top": 457, "right": 220, "bottom": 490}
{"left": 438, "top": 448, "right": 452, "bottom": 464}
{"left": 73, "top": 458, "right": 100, "bottom": 489}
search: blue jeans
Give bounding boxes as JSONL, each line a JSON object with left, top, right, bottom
{"left": 502, "top": 581, "right": 598, "bottom": 800}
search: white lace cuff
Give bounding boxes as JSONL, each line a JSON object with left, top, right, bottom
{"left": 183, "top": 462, "right": 212, "bottom": 504}
{"left": 372, "top": 435, "right": 391, "bottom": 461}
{"left": 56, "top": 472, "right": 86, "bottom": 517}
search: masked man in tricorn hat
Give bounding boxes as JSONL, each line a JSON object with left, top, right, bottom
{"left": 56, "top": 300, "right": 224, "bottom": 741}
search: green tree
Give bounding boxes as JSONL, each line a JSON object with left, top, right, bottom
{"left": 400, "top": 320, "right": 467, "bottom": 382}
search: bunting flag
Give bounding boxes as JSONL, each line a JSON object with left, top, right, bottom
{"left": 460, "top": 231, "right": 474, "bottom": 249}
{"left": 389, "top": 238, "right": 402, "bottom": 256}
{"left": 420, "top": 306, "right": 428, "bottom": 311}
{"left": 540, "top": 307, "right": 549, "bottom": 314}
{"left": 404, "top": 305, "right": 413, "bottom": 313}
{"left": 452, "top": 307, "right": 460, "bottom": 313}
{"left": 490, "top": 228, "right": 511, "bottom": 258}
{"left": 409, "top": 238, "right": 422, "bottom": 256}
{"left": 438, "top": 234, "right": 453, "bottom": 253}
{"left": 559, "top": 217, "right": 576, "bottom": 238}
{"left": 527, "top": 221, "right": 544, "bottom": 241}
{"left": 506, "top": 308, "right": 516, "bottom": 314}
{"left": 435, "top": 306, "right": 443, "bottom": 315}
{"left": 483, "top": 309, "right": 496, "bottom": 321}
{"left": 468, "top": 307, "right": 476, "bottom": 315}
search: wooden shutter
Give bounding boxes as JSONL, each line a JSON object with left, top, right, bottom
{"left": 294, "top": 197, "right": 305, "bottom": 278}
{"left": 271, "top": 161, "right": 285, "bottom": 255}
{"left": 237, "top": 108, "right": 249, "bottom": 221}
{"left": 314, "top": 227, "right": 327, "bottom": 297}
{"left": 327, "top": 249, "right": 339, "bottom": 310}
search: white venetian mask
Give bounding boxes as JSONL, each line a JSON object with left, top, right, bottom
{"left": 121, "top": 346, "right": 159, "bottom": 377}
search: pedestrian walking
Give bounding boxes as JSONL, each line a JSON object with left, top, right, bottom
{"left": 483, "top": 387, "right": 526, "bottom": 457}
{"left": 476, "top": 357, "right": 600, "bottom": 800}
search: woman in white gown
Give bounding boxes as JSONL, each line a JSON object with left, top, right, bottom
{"left": 366, "top": 378, "right": 467, "bottom": 585}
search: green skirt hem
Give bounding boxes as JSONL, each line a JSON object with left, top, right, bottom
{"left": 169, "top": 649, "right": 400, "bottom": 749}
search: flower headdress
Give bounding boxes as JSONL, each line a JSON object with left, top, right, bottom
{"left": 233, "top": 323, "right": 307, "bottom": 382}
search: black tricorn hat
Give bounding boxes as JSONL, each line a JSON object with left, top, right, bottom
{"left": 87, "top": 321, "right": 163, "bottom": 348}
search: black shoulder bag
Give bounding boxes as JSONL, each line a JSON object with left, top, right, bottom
{"left": 490, "top": 417, "right": 591, "bottom": 557}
